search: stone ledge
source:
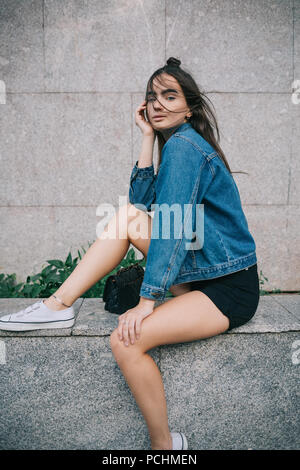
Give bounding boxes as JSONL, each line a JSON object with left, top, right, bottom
{"left": 0, "top": 294, "right": 299, "bottom": 450}
{"left": 0, "top": 294, "right": 299, "bottom": 337}
{"left": 0, "top": 331, "right": 299, "bottom": 450}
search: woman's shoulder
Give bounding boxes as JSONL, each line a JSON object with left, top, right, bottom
{"left": 163, "top": 128, "right": 216, "bottom": 162}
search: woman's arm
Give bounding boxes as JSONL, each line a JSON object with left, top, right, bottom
{"left": 139, "top": 136, "right": 214, "bottom": 301}
{"left": 129, "top": 134, "right": 157, "bottom": 212}
{"left": 137, "top": 133, "right": 155, "bottom": 168}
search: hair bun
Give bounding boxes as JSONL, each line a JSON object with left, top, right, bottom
{"left": 166, "top": 57, "right": 181, "bottom": 68}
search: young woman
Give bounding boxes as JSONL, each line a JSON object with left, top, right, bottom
{"left": 0, "top": 57, "right": 260, "bottom": 451}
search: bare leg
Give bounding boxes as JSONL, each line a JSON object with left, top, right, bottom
{"left": 44, "top": 203, "right": 151, "bottom": 311}
{"left": 110, "top": 291, "right": 230, "bottom": 450}
{"left": 45, "top": 201, "right": 210, "bottom": 451}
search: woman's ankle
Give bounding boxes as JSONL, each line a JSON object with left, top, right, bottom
{"left": 43, "top": 297, "right": 69, "bottom": 311}
{"left": 151, "top": 433, "right": 173, "bottom": 450}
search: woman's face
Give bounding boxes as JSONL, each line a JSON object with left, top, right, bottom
{"left": 146, "top": 73, "right": 191, "bottom": 131}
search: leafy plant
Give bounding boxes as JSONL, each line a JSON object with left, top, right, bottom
{"left": 0, "top": 247, "right": 284, "bottom": 300}
{"left": 258, "top": 269, "right": 282, "bottom": 295}
{"left": 0, "top": 243, "right": 151, "bottom": 299}
{"left": 259, "top": 270, "right": 269, "bottom": 295}
{"left": 0, "top": 273, "right": 25, "bottom": 298}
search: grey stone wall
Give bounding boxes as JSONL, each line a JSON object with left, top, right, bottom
{"left": 0, "top": 0, "right": 299, "bottom": 290}
{"left": 0, "top": 295, "right": 299, "bottom": 450}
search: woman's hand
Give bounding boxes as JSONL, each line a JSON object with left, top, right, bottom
{"left": 135, "top": 99, "right": 155, "bottom": 137}
{"left": 117, "top": 299, "right": 155, "bottom": 346}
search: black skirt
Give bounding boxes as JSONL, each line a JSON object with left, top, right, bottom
{"left": 189, "top": 263, "right": 260, "bottom": 331}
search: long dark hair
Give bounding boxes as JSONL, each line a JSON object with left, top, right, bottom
{"left": 145, "top": 57, "right": 248, "bottom": 176}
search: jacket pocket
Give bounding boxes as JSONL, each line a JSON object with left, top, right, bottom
{"left": 191, "top": 228, "right": 230, "bottom": 268}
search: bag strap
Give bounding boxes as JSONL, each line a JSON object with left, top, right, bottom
{"left": 118, "top": 257, "right": 145, "bottom": 273}
{"left": 124, "top": 256, "right": 145, "bottom": 268}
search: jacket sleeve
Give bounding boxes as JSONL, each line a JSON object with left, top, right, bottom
{"left": 129, "top": 160, "right": 156, "bottom": 212}
{"left": 139, "top": 136, "right": 213, "bottom": 301}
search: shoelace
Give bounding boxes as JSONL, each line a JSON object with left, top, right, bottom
{"left": 15, "top": 301, "right": 42, "bottom": 317}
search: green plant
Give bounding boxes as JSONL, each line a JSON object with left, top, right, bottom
{"left": 0, "top": 243, "right": 151, "bottom": 299}
{"left": 0, "top": 273, "right": 25, "bottom": 298}
{"left": 259, "top": 270, "right": 269, "bottom": 295}
{"left": 3, "top": 247, "right": 278, "bottom": 300}
{"left": 258, "top": 269, "right": 282, "bottom": 295}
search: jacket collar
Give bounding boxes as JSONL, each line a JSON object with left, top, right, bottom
{"left": 174, "top": 121, "right": 192, "bottom": 133}
{"left": 160, "top": 121, "right": 192, "bottom": 142}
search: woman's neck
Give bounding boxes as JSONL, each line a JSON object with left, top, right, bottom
{"left": 160, "top": 121, "right": 186, "bottom": 142}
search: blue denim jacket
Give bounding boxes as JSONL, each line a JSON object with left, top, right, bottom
{"left": 129, "top": 122, "right": 257, "bottom": 301}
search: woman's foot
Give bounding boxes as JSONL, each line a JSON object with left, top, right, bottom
{"left": 170, "top": 432, "right": 188, "bottom": 450}
{"left": 152, "top": 431, "right": 188, "bottom": 450}
{"left": 0, "top": 299, "right": 75, "bottom": 331}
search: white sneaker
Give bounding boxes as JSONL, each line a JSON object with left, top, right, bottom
{"left": 171, "top": 432, "right": 188, "bottom": 450}
{"left": 0, "top": 300, "right": 75, "bottom": 331}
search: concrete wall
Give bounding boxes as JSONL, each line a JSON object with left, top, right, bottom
{"left": 0, "top": 0, "right": 299, "bottom": 290}
{"left": 0, "top": 295, "right": 299, "bottom": 450}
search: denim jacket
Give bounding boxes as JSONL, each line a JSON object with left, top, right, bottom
{"left": 129, "top": 122, "right": 257, "bottom": 301}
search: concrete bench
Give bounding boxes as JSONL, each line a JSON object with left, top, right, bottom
{"left": 0, "top": 294, "right": 299, "bottom": 450}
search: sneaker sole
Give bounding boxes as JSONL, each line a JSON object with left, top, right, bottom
{"left": 0, "top": 318, "right": 75, "bottom": 331}
{"left": 181, "top": 433, "right": 188, "bottom": 450}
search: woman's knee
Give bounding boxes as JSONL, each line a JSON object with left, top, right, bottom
{"left": 110, "top": 329, "right": 143, "bottom": 362}
{"left": 100, "top": 203, "right": 143, "bottom": 241}
{"left": 110, "top": 329, "right": 121, "bottom": 352}
{"left": 115, "top": 203, "right": 148, "bottom": 229}
{"left": 127, "top": 207, "right": 152, "bottom": 257}
{"left": 128, "top": 212, "right": 152, "bottom": 242}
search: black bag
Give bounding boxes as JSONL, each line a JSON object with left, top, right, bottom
{"left": 102, "top": 259, "right": 145, "bottom": 315}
